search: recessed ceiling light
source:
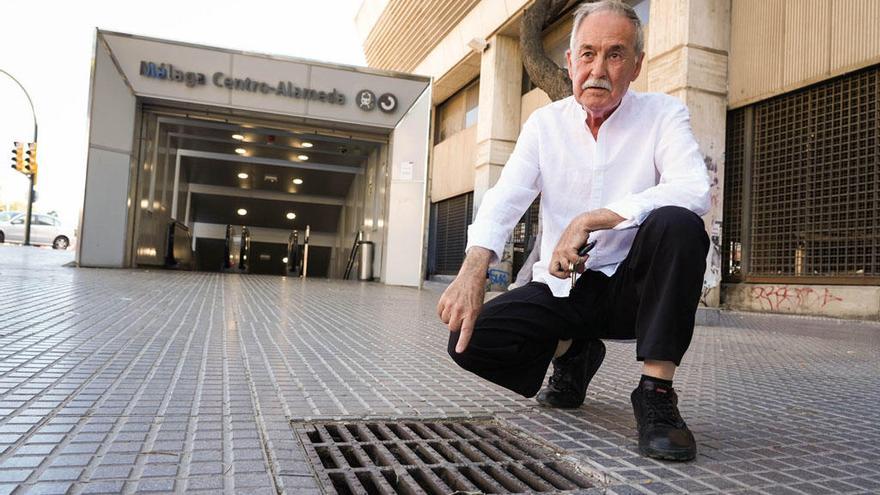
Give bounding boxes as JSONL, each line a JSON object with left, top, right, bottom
{"left": 286, "top": 212, "right": 296, "bottom": 220}
{"left": 235, "top": 148, "right": 246, "bottom": 155}
{"left": 301, "top": 142, "right": 313, "bottom": 148}
{"left": 297, "top": 154, "right": 309, "bottom": 161}
{"left": 232, "top": 134, "right": 245, "bottom": 140}
{"left": 237, "top": 172, "right": 248, "bottom": 179}
{"left": 282, "top": 257, "right": 289, "bottom": 264}
{"left": 292, "top": 178, "right": 303, "bottom": 185}
{"left": 237, "top": 208, "right": 247, "bottom": 216}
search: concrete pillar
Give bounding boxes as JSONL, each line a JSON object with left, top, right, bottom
{"left": 474, "top": 34, "right": 523, "bottom": 290}
{"left": 474, "top": 34, "right": 523, "bottom": 209}
{"left": 646, "top": 0, "right": 730, "bottom": 307}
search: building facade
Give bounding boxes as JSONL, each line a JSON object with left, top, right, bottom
{"left": 356, "top": 0, "right": 880, "bottom": 319}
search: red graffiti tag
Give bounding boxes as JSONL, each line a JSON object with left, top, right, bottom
{"left": 749, "top": 286, "right": 843, "bottom": 311}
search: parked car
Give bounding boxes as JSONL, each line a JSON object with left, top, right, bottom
{"left": 0, "top": 214, "right": 76, "bottom": 249}
{"left": 0, "top": 211, "right": 22, "bottom": 223}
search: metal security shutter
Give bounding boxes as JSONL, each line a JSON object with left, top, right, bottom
{"left": 431, "top": 193, "right": 474, "bottom": 275}
{"left": 729, "top": 64, "right": 880, "bottom": 283}
{"left": 722, "top": 109, "right": 745, "bottom": 282}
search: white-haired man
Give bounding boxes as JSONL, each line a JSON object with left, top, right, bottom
{"left": 437, "top": 0, "right": 711, "bottom": 461}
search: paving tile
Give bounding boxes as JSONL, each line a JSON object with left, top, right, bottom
{"left": 22, "top": 481, "right": 74, "bottom": 495}
{"left": 0, "top": 469, "right": 33, "bottom": 483}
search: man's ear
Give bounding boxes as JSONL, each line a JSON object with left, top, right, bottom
{"left": 565, "top": 49, "right": 574, "bottom": 81}
{"left": 631, "top": 51, "right": 645, "bottom": 82}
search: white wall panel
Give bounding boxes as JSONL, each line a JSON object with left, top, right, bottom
{"left": 78, "top": 40, "right": 136, "bottom": 267}
{"left": 384, "top": 89, "right": 431, "bottom": 286}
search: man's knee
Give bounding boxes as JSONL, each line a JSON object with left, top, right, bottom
{"left": 643, "top": 206, "right": 708, "bottom": 252}
{"left": 447, "top": 331, "right": 474, "bottom": 370}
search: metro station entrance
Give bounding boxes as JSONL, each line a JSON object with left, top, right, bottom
{"left": 79, "top": 31, "right": 431, "bottom": 287}
{"left": 130, "top": 105, "right": 389, "bottom": 279}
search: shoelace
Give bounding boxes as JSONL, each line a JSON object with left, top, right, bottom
{"left": 643, "top": 389, "right": 685, "bottom": 428}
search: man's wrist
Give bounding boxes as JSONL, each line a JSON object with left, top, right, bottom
{"left": 582, "top": 208, "right": 626, "bottom": 231}
{"left": 460, "top": 246, "right": 491, "bottom": 279}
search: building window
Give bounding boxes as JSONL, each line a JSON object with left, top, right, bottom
{"left": 428, "top": 193, "right": 474, "bottom": 275}
{"left": 435, "top": 80, "right": 479, "bottom": 143}
{"left": 723, "top": 65, "right": 879, "bottom": 283}
{"left": 512, "top": 198, "right": 540, "bottom": 278}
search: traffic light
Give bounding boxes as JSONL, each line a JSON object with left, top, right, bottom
{"left": 10, "top": 142, "right": 24, "bottom": 172}
{"left": 23, "top": 142, "right": 37, "bottom": 180}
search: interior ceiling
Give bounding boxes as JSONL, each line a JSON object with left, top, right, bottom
{"left": 191, "top": 194, "right": 341, "bottom": 232}
{"left": 161, "top": 114, "right": 382, "bottom": 234}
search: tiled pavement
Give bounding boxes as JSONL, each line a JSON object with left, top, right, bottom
{"left": 1, "top": 244, "right": 879, "bottom": 494}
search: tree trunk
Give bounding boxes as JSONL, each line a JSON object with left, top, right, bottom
{"left": 520, "top": 0, "right": 574, "bottom": 102}
{"left": 515, "top": 0, "right": 575, "bottom": 288}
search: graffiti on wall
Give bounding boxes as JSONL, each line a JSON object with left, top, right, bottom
{"left": 701, "top": 156, "right": 722, "bottom": 304}
{"left": 749, "top": 286, "right": 844, "bottom": 311}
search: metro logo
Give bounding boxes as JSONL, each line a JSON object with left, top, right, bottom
{"left": 139, "top": 61, "right": 207, "bottom": 88}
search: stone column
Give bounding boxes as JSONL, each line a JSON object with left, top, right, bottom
{"left": 646, "top": 0, "right": 730, "bottom": 307}
{"left": 474, "top": 34, "right": 523, "bottom": 290}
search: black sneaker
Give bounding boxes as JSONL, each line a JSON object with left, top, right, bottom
{"left": 631, "top": 380, "right": 697, "bottom": 461}
{"left": 535, "top": 339, "right": 605, "bottom": 408}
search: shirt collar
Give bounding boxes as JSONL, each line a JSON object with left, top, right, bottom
{"left": 572, "top": 90, "right": 633, "bottom": 128}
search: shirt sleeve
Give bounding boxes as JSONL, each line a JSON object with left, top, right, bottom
{"left": 465, "top": 115, "right": 542, "bottom": 264}
{"left": 604, "top": 99, "right": 711, "bottom": 228}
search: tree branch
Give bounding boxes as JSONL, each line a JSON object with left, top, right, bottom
{"left": 520, "top": 0, "right": 573, "bottom": 101}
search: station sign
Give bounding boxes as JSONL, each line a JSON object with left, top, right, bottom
{"left": 138, "top": 60, "right": 397, "bottom": 113}
{"left": 100, "top": 31, "right": 429, "bottom": 128}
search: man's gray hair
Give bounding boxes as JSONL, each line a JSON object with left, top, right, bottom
{"left": 569, "top": 0, "right": 644, "bottom": 54}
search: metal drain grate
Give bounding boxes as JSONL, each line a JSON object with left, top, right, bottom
{"left": 293, "top": 419, "right": 596, "bottom": 494}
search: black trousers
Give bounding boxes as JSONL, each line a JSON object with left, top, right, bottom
{"left": 448, "top": 206, "right": 710, "bottom": 398}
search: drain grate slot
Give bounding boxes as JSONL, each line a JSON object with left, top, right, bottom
{"left": 294, "top": 419, "right": 596, "bottom": 494}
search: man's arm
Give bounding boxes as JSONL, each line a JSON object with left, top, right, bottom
{"left": 604, "top": 99, "right": 711, "bottom": 227}
{"left": 437, "top": 246, "right": 492, "bottom": 353}
{"left": 548, "top": 208, "right": 625, "bottom": 279}
{"left": 438, "top": 116, "right": 543, "bottom": 352}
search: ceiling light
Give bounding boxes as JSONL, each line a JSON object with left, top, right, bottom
{"left": 292, "top": 178, "right": 303, "bottom": 185}
{"left": 297, "top": 154, "right": 309, "bottom": 161}
{"left": 282, "top": 257, "right": 289, "bottom": 264}
{"left": 237, "top": 208, "right": 247, "bottom": 216}
{"left": 286, "top": 212, "right": 296, "bottom": 220}
{"left": 235, "top": 148, "right": 246, "bottom": 155}
{"left": 301, "top": 141, "right": 313, "bottom": 148}
{"left": 237, "top": 172, "right": 248, "bottom": 179}
{"left": 232, "top": 134, "right": 244, "bottom": 140}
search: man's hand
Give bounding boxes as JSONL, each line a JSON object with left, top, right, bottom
{"left": 549, "top": 213, "right": 592, "bottom": 279}
{"left": 549, "top": 209, "right": 626, "bottom": 279}
{"left": 437, "top": 247, "right": 491, "bottom": 353}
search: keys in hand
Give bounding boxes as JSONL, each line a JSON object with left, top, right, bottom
{"left": 570, "top": 240, "right": 597, "bottom": 289}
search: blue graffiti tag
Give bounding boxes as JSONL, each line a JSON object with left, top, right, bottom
{"left": 487, "top": 268, "right": 509, "bottom": 286}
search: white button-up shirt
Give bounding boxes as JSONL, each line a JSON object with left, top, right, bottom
{"left": 466, "top": 91, "right": 711, "bottom": 297}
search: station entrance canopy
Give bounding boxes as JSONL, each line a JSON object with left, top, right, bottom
{"left": 79, "top": 30, "right": 431, "bottom": 287}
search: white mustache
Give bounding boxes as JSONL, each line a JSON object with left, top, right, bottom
{"left": 582, "top": 79, "right": 612, "bottom": 91}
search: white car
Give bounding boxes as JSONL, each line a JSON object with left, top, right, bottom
{"left": 0, "top": 214, "right": 76, "bottom": 249}
{"left": 0, "top": 211, "right": 22, "bottom": 223}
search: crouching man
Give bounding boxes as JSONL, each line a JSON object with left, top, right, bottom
{"left": 437, "top": 0, "right": 710, "bottom": 461}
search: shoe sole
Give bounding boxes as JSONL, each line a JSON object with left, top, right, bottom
{"left": 535, "top": 341, "right": 606, "bottom": 409}
{"left": 638, "top": 445, "right": 696, "bottom": 462}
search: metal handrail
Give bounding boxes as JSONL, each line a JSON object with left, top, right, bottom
{"left": 287, "top": 230, "right": 300, "bottom": 275}
{"left": 223, "top": 224, "right": 234, "bottom": 269}
{"left": 238, "top": 226, "right": 250, "bottom": 271}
